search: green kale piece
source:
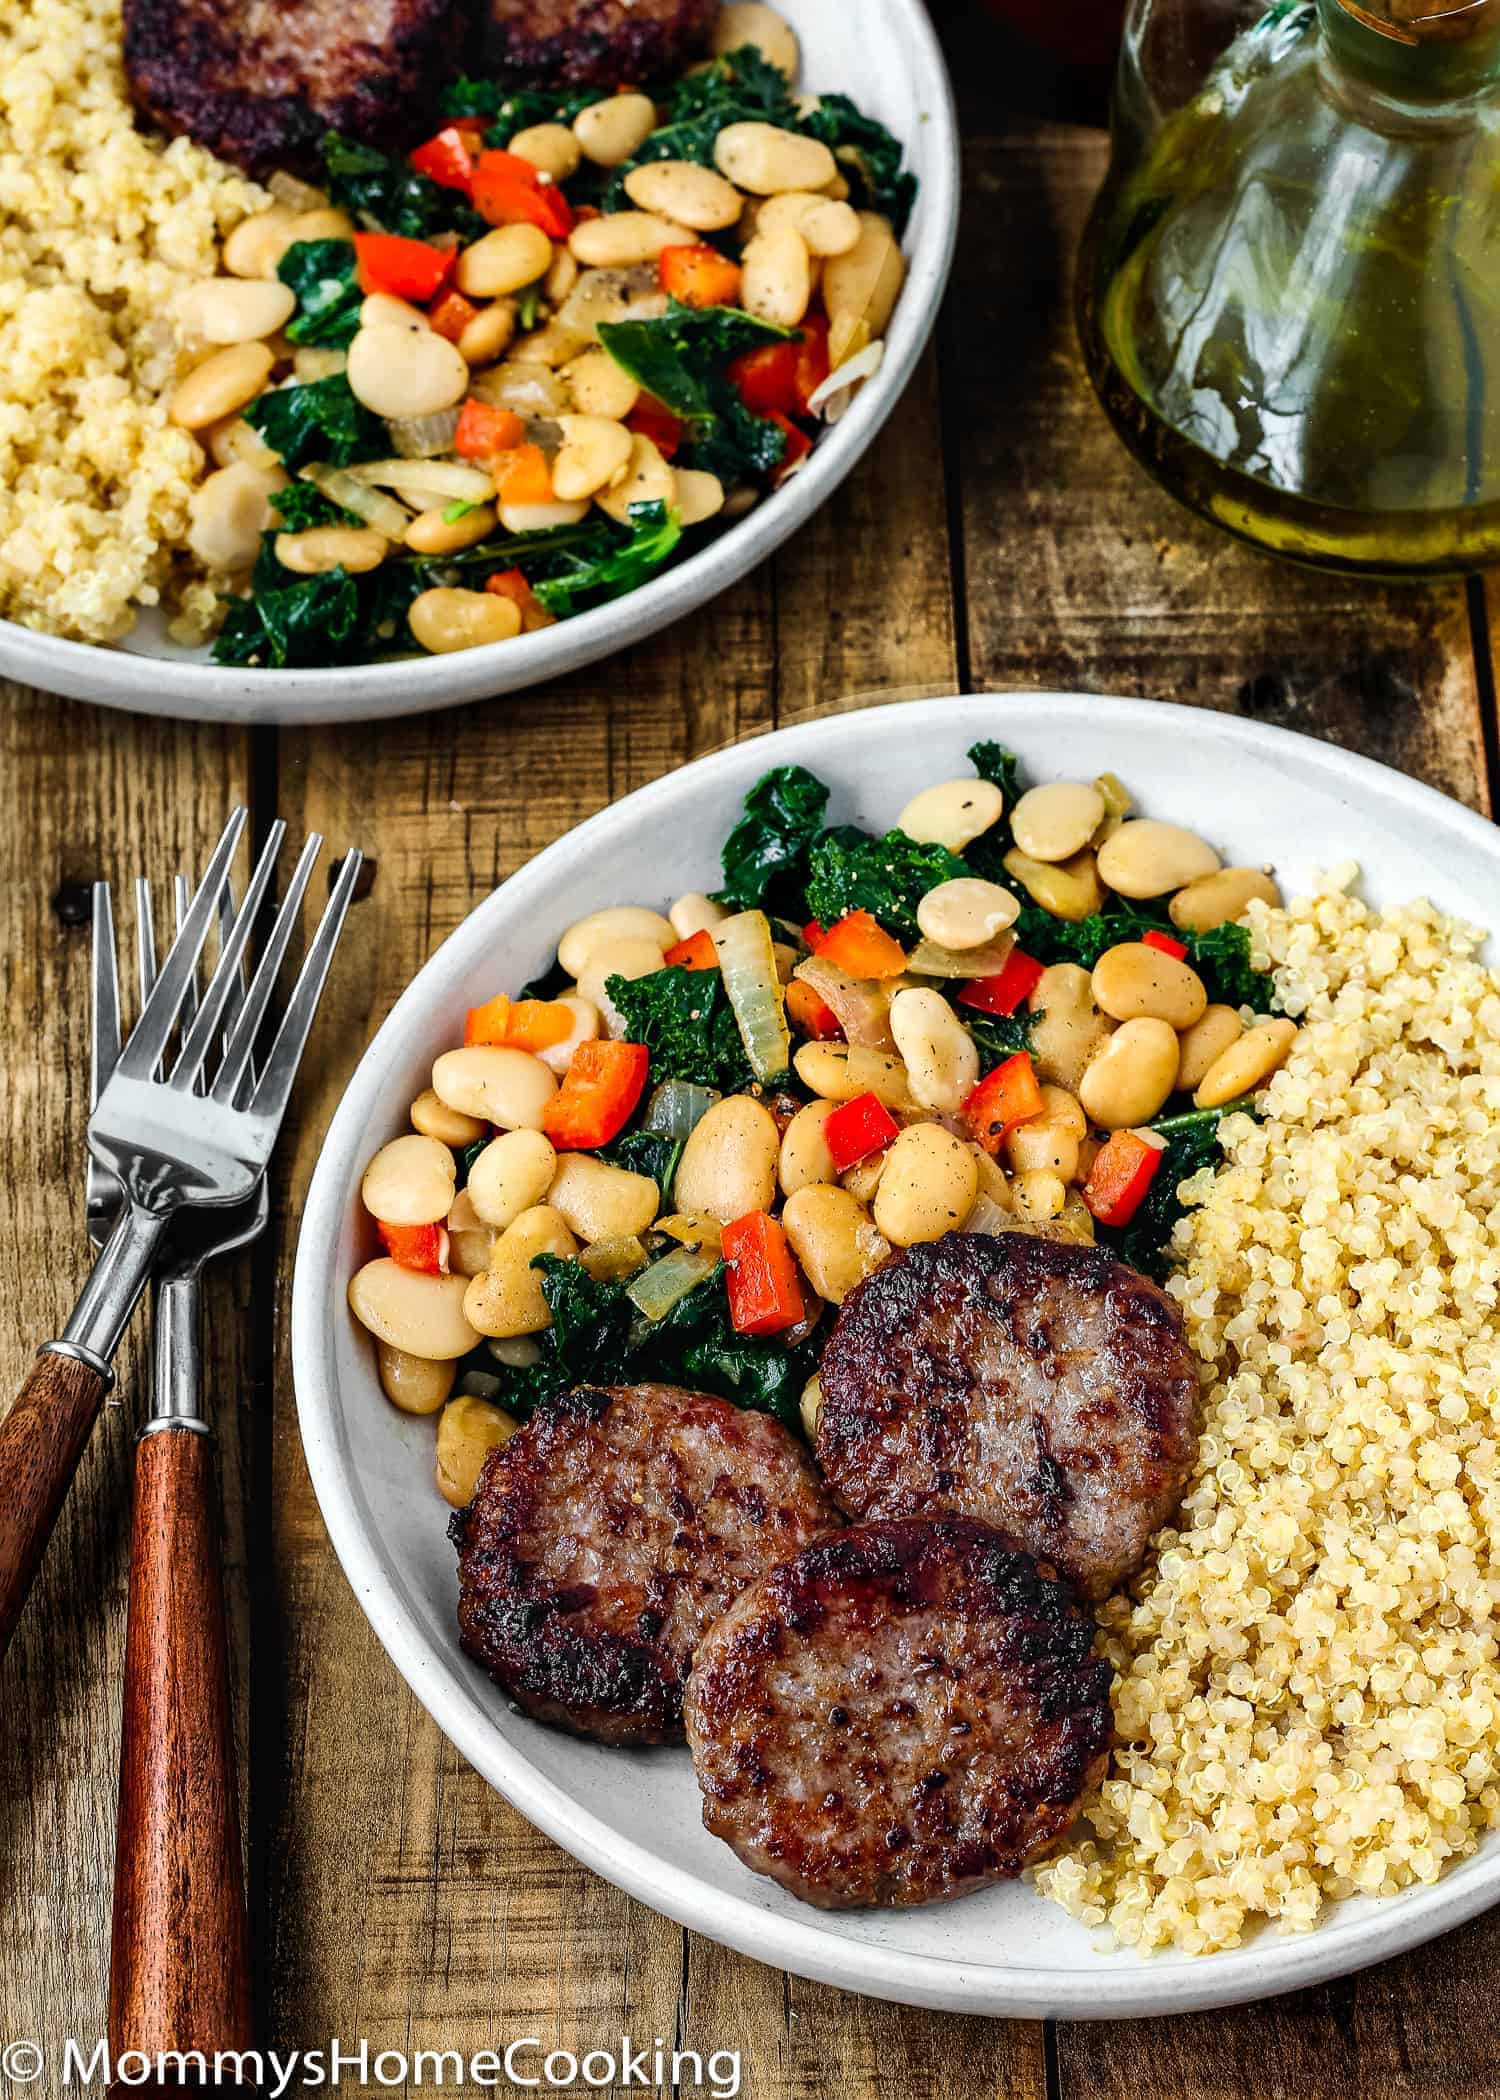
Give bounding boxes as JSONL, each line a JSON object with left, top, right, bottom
{"left": 604, "top": 966, "right": 754, "bottom": 1093}
{"left": 715, "top": 764, "right": 831, "bottom": 916}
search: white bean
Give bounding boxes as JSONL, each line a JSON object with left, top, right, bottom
{"left": 562, "top": 346, "right": 640, "bottom": 419}
{"left": 593, "top": 431, "right": 677, "bottom": 523}
{"left": 740, "top": 226, "right": 812, "bottom": 327}
{"left": 432, "top": 1045, "right": 557, "bottom": 1129}
{"left": 456, "top": 221, "right": 554, "bottom": 298}
{"left": 1002, "top": 845, "right": 1105, "bottom": 922}
{"left": 782, "top": 1184, "right": 890, "bottom": 1305}
{"left": 674, "top": 468, "right": 725, "bottom": 525}
{"left": 548, "top": 1153, "right": 660, "bottom": 1242}
{"left": 888, "top": 986, "right": 979, "bottom": 1114}
{"left": 573, "top": 93, "right": 658, "bottom": 168}
{"left": 552, "top": 413, "right": 633, "bottom": 501}
{"left": 346, "top": 324, "right": 469, "bottom": 420}
{"left": 1092, "top": 943, "right": 1208, "bottom": 1029}
{"left": 411, "top": 1087, "right": 485, "bottom": 1146}
{"left": 536, "top": 992, "right": 601, "bottom": 1076}
{"left": 1013, "top": 1169, "right": 1066, "bottom": 1222}
{"left": 222, "top": 206, "right": 298, "bottom": 279}
{"left": 359, "top": 291, "right": 427, "bottom": 332}
{"left": 1175, "top": 1005, "right": 1244, "bottom": 1094}
{"left": 714, "top": 121, "right": 836, "bottom": 195}
{"left": 405, "top": 503, "right": 497, "bottom": 555}
{"left": 576, "top": 939, "right": 671, "bottom": 1023}
{"left": 348, "top": 1260, "right": 479, "bottom": 1359}
{"left": 508, "top": 122, "right": 582, "bottom": 181}
{"left": 569, "top": 212, "right": 689, "bottom": 268}
{"left": 823, "top": 211, "right": 905, "bottom": 364}
{"left": 558, "top": 906, "right": 674, "bottom": 979}
{"left": 275, "top": 526, "right": 387, "bottom": 575}
{"left": 792, "top": 1041, "right": 914, "bottom": 1110}
{"left": 167, "top": 342, "right": 275, "bottom": 430}
{"left": 872, "top": 1124, "right": 979, "bottom": 1246}
{"left": 457, "top": 299, "right": 517, "bottom": 367}
{"left": 362, "top": 1133, "right": 458, "bottom": 1226}
{"left": 435, "top": 1394, "right": 519, "bottom": 1507}
{"left": 176, "top": 277, "right": 296, "bottom": 344}
{"left": 669, "top": 892, "right": 728, "bottom": 939}
{"left": 409, "top": 588, "right": 522, "bottom": 653}
{"left": 1169, "top": 866, "right": 1282, "bottom": 933}
{"left": 800, "top": 1374, "right": 822, "bottom": 1443}
{"left": 1004, "top": 1086, "right": 1083, "bottom": 1180}
{"left": 1026, "top": 963, "right": 1115, "bottom": 1092}
{"left": 497, "top": 498, "right": 591, "bottom": 534}
{"left": 1009, "top": 781, "right": 1107, "bottom": 864}
{"left": 713, "top": 1, "right": 801, "bottom": 76}
{"left": 1097, "top": 820, "right": 1221, "bottom": 899}
{"left": 898, "top": 778, "right": 1004, "bottom": 852}
{"left": 624, "top": 160, "right": 743, "bottom": 230}
{"left": 1078, "top": 1018, "right": 1181, "bottom": 1129}
{"left": 673, "top": 1095, "right": 781, "bottom": 1222}
{"left": 466, "top": 1128, "right": 558, "bottom": 1230}
{"left": 187, "top": 461, "right": 285, "bottom": 571}
{"left": 445, "top": 1190, "right": 494, "bottom": 1279}
{"left": 1194, "top": 1018, "right": 1297, "bottom": 1109}
{"left": 205, "top": 414, "right": 281, "bottom": 470}
{"left": 286, "top": 207, "right": 355, "bottom": 244}
{"left": 292, "top": 346, "right": 347, "bottom": 383}
{"left": 756, "top": 190, "right": 861, "bottom": 256}
{"left": 378, "top": 1342, "right": 456, "bottom": 1416}
{"left": 915, "top": 878, "right": 1019, "bottom": 951}
{"left": 463, "top": 1207, "right": 578, "bottom": 1336}
{"left": 779, "top": 1098, "right": 839, "bottom": 1195}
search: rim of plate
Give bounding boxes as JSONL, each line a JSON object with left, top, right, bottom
{"left": 292, "top": 694, "right": 1500, "bottom": 2017}
{"left": 0, "top": 2, "right": 958, "bottom": 727}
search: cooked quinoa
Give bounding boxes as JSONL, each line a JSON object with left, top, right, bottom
{"left": 0, "top": 0, "right": 265, "bottom": 643}
{"left": 1035, "top": 869, "right": 1500, "bottom": 1954}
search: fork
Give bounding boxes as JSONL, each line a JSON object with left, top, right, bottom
{"left": 0, "top": 808, "right": 363, "bottom": 1663}
{"left": 93, "top": 876, "right": 268, "bottom": 2072}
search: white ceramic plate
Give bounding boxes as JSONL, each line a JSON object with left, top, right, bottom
{"left": 292, "top": 694, "right": 1500, "bottom": 2017}
{"left": 0, "top": 1, "right": 957, "bottom": 726}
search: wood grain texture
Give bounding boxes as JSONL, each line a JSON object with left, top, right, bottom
{"left": 109, "top": 1426, "right": 252, "bottom": 2073}
{"left": 0, "top": 1350, "right": 109, "bottom": 1661}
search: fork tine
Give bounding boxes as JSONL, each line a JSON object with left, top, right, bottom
{"left": 114, "top": 809, "right": 247, "bottom": 1081}
{"left": 247, "top": 849, "right": 363, "bottom": 1130}
{"left": 134, "top": 876, "right": 157, "bottom": 1009}
{"left": 89, "top": 884, "right": 120, "bottom": 1112}
{"left": 168, "top": 820, "right": 287, "bottom": 1093}
{"left": 209, "top": 835, "right": 320, "bottom": 1109}
{"left": 172, "top": 874, "right": 201, "bottom": 1039}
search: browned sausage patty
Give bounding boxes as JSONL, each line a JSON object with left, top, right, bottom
{"left": 481, "top": 0, "right": 716, "bottom": 85}
{"left": 684, "top": 1517, "right": 1112, "bottom": 1908}
{"left": 816, "top": 1233, "right": 1200, "bottom": 1599}
{"left": 450, "top": 1382, "right": 840, "bottom": 1746}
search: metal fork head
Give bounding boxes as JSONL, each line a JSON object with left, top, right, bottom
{"left": 87, "top": 810, "right": 362, "bottom": 1218}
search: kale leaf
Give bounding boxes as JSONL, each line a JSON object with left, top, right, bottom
{"left": 967, "top": 739, "right": 1024, "bottom": 807}
{"left": 212, "top": 542, "right": 363, "bottom": 669}
{"left": 604, "top": 1127, "right": 686, "bottom": 1200}
{"left": 959, "top": 739, "right": 1022, "bottom": 881}
{"left": 278, "top": 239, "right": 362, "bottom": 346}
{"left": 322, "top": 132, "right": 486, "bottom": 243}
{"left": 598, "top": 303, "right": 792, "bottom": 484}
{"left": 804, "top": 828, "right": 968, "bottom": 943}
{"left": 269, "top": 483, "right": 360, "bottom": 531}
{"left": 604, "top": 966, "right": 754, "bottom": 1093}
{"left": 1096, "top": 1105, "right": 1235, "bottom": 1280}
{"left": 716, "top": 763, "right": 831, "bottom": 916}
{"left": 524, "top": 500, "right": 683, "bottom": 617}
{"left": 442, "top": 78, "right": 606, "bottom": 130}
{"left": 966, "top": 1009, "right": 1039, "bottom": 1071}
{"left": 798, "top": 93, "right": 918, "bottom": 236}
{"left": 243, "top": 373, "right": 386, "bottom": 469}
{"left": 1185, "top": 921, "right": 1277, "bottom": 1013}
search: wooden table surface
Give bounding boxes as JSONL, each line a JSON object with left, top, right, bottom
{"left": 3, "top": 11, "right": 1498, "bottom": 2094}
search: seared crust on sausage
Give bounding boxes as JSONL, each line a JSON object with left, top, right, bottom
{"left": 450, "top": 1382, "right": 840, "bottom": 1745}
{"left": 816, "top": 1233, "right": 1200, "bottom": 1599}
{"left": 684, "top": 1517, "right": 1112, "bottom": 1908}
{"left": 125, "top": 0, "right": 468, "bottom": 177}
{"left": 481, "top": 0, "right": 717, "bottom": 85}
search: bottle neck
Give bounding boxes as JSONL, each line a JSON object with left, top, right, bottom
{"left": 1317, "top": 0, "right": 1500, "bottom": 111}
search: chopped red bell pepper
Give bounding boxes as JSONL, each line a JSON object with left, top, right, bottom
{"left": 768, "top": 410, "right": 813, "bottom": 480}
{"left": 721, "top": 1210, "right": 806, "bottom": 1337}
{"left": 485, "top": 567, "right": 553, "bottom": 629}
{"left": 378, "top": 1221, "right": 450, "bottom": 1274}
{"left": 472, "top": 149, "right": 574, "bottom": 237}
{"left": 659, "top": 242, "right": 742, "bottom": 309}
{"left": 824, "top": 1090, "right": 900, "bottom": 1174}
{"left": 410, "top": 125, "right": 478, "bottom": 195}
{"left": 663, "top": 929, "right": 718, "bottom": 971}
{"left": 625, "top": 396, "right": 682, "bottom": 460}
{"left": 963, "top": 1050, "right": 1045, "bottom": 1155}
{"left": 353, "top": 232, "right": 454, "bottom": 303}
{"left": 1142, "top": 929, "right": 1189, "bottom": 960}
{"left": 541, "top": 1039, "right": 649, "bottom": 1150}
{"left": 464, "top": 993, "right": 574, "bottom": 1052}
{"left": 816, "top": 909, "right": 907, "bottom": 980}
{"left": 785, "top": 977, "right": 842, "bottom": 1041}
{"left": 792, "top": 313, "right": 831, "bottom": 415}
{"left": 729, "top": 338, "right": 800, "bottom": 417}
{"left": 801, "top": 918, "right": 827, "bottom": 951}
{"left": 959, "top": 948, "right": 1045, "bottom": 1018}
{"left": 454, "top": 398, "right": 525, "bottom": 461}
{"left": 1083, "top": 1128, "right": 1166, "bottom": 1228}
{"left": 428, "top": 288, "right": 480, "bottom": 343}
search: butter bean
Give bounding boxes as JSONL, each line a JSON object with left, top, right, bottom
{"left": 792, "top": 1041, "right": 915, "bottom": 1110}
{"left": 756, "top": 191, "right": 861, "bottom": 256}
{"left": 547, "top": 1153, "right": 660, "bottom": 1242}
{"left": 669, "top": 892, "right": 728, "bottom": 939}
{"left": 362, "top": 1133, "right": 458, "bottom": 1227}
{"left": 824, "top": 211, "right": 905, "bottom": 364}
{"left": 377, "top": 1342, "right": 455, "bottom": 1417}
{"left": 432, "top": 1045, "right": 557, "bottom": 1129}
{"left": 800, "top": 1374, "right": 822, "bottom": 1442}
{"left": 1097, "top": 819, "right": 1221, "bottom": 899}
{"left": 872, "top": 1124, "right": 979, "bottom": 1247}
{"left": 624, "top": 159, "right": 743, "bottom": 230}
{"left": 674, "top": 468, "right": 725, "bottom": 525}
{"left": 1078, "top": 1018, "right": 1180, "bottom": 1129}
{"left": 1194, "top": 1018, "right": 1297, "bottom": 1108}
{"left": 898, "top": 777, "right": 1004, "bottom": 852}
{"left": 570, "top": 212, "right": 689, "bottom": 268}
{"left": 457, "top": 299, "right": 517, "bottom": 366}
{"left": 741, "top": 226, "right": 812, "bottom": 327}
{"left": 222, "top": 206, "right": 299, "bottom": 279}
{"left": 187, "top": 461, "right": 285, "bottom": 571}
{"left": 1010, "top": 781, "right": 1107, "bottom": 864}
{"left": 410, "top": 1087, "right": 485, "bottom": 1146}
{"left": 576, "top": 938, "right": 672, "bottom": 1021}
{"left": 915, "top": 877, "right": 1019, "bottom": 951}
{"left": 558, "top": 906, "right": 674, "bottom": 978}
{"left": 204, "top": 415, "right": 280, "bottom": 470}
{"left": 360, "top": 291, "right": 427, "bottom": 331}
{"left": 673, "top": 1095, "right": 780, "bottom": 1221}
{"left": 713, "top": 1, "right": 801, "bottom": 76}
{"left": 1013, "top": 1169, "right": 1067, "bottom": 1221}
{"left": 435, "top": 1395, "right": 519, "bottom": 1506}
{"left": 508, "top": 122, "right": 582, "bottom": 181}
{"left": 593, "top": 432, "right": 676, "bottom": 523}
{"left": 1003, "top": 845, "right": 1104, "bottom": 922}
{"left": 167, "top": 342, "right": 274, "bottom": 429}
{"left": 552, "top": 412, "right": 633, "bottom": 501}
{"left": 405, "top": 503, "right": 497, "bottom": 555}
{"left": 888, "top": 986, "right": 978, "bottom": 1114}
{"left": 563, "top": 346, "right": 640, "bottom": 418}
{"left": 1027, "top": 963, "right": 1114, "bottom": 1091}
{"left": 1169, "top": 865, "right": 1282, "bottom": 933}
{"left": 346, "top": 323, "right": 468, "bottom": 419}
{"left": 783, "top": 1184, "right": 890, "bottom": 1304}
{"left": 574, "top": 93, "right": 658, "bottom": 167}
{"left": 463, "top": 1208, "right": 578, "bottom": 1336}
{"left": 466, "top": 1128, "right": 558, "bottom": 1230}
{"left": 409, "top": 587, "right": 522, "bottom": 653}
{"left": 714, "top": 121, "right": 836, "bottom": 195}
{"left": 275, "top": 525, "right": 387, "bottom": 575}
{"left": 1092, "top": 943, "right": 1208, "bottom": 1029}
{"left": 445, "top": 1190, "right": 494, "bottom": 1279}
{"left": 176, "top": 277, "right": 296, "bottom": 344}
{"left": 1175, "top": 1005, "right": 1244, "bottom": 1094}
{"left": 779, "top": 1098, "right": 840, "bottom": 1196}
{"left": 455, "top": 223, "right": 554, "bottom": 298}
{"left": 348, "top": 1261, "right": 479, "bottom": 1360}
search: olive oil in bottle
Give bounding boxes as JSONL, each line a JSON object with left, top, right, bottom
{"left": 1079, "top": 0, "right": 1500, "bottom": 577}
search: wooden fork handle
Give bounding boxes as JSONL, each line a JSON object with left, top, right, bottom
{"left": 108, "top": 1424, "right": 254, "bottom": 2080}
{"left": 0, "top": 1348, "right": 111, "bottom": 1662}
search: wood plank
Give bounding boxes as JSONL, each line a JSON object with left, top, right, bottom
{"left": 259, "top": 335, "right": 1035, "bottom": 2099}
{"left": 944, "top": 102, "right": 1500, "bottom": 2097}
{"left": 0, "top": 693, "right": 253, "bottom": 2062}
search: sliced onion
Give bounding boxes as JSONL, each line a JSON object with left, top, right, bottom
{"left": 907, "top": 931, "right": 1016, "bottom": 979}
{"left": 964, "top": 1190, "right": 1013, "bottom": 1237}
{"left": 806, "top": 340, "right": 885, "bottom": 423}
{"left": 268, "top": 170, "right": 329, "bottom": 212}
{"left": 793, "top": 954, "right": 893, "bottom": 1048}
{"left": 349, "top": 458, "right": 496, "bottom": 503}
{"left": 714, "top": 908, "right": 791, "bottom": 1083}
{"left": 627, "top": 1242, "right": 719, "bottom": 1324}
{"left": 458, "top": 1368, "right": 504, "bottom": 1400}
{"left": 388, "top": 407, "right": 462, "bottom": 459}
{"left": 300, "top": 463, "right": 411, "bottom": 541}
{"left": 653, "top": 1213, "right": 724, "bottom": 1254}
{"left": 643, "top": 1080, "right": 720, "bottom": 1140}
{"left": 579, "top": 1234, "right": 648, "bottom": 1282}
